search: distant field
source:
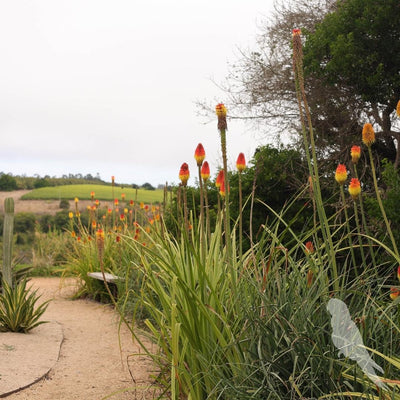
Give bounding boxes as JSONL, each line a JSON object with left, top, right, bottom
{"left": 21, "top": 184, "right": 165, "bottom": 203}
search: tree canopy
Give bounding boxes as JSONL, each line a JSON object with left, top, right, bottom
{"left": 211, "top": 0, "right": 400, "bottom": 169}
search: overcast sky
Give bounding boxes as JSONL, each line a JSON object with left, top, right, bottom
{"left": 0, "top": 1, "right": 275, "bottom": 186}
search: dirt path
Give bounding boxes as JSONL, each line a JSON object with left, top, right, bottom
{"left": 3, "top": 278, "right": 157, "bottom": 400}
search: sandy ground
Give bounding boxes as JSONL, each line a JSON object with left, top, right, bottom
{"left": 0, "top": 190, "right": 103, "bottom": 215}
{"left": 0, "top": 278, "right": 158, "bottom": 400}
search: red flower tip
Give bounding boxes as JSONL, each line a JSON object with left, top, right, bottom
{"left": 348, "top": 178, "right": 361, "bottom": 200}
{"left": 292, "top": 28, "right": 301, "bottom": 37}
{"left": 236, "top": 152, "right": 246, "bottom": 173}
{"left": 201, "top": 161, "right": 210, "bottom": 182}
{"left": 194, "top": 143, "right": 206, "bottom": 166}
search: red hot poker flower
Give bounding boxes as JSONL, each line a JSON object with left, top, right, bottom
{"left": 348, "top": 178, "right": 361, "bottom": 200}
{"left": 397, "top": 265, "right": 400, "bottom": 282}
{"left": 390, "top": 287, "right": 400, "bottom": 300}
{"left": 335, "top": 164, "right": 347, "bottom": 185}
{"left": 201, "top": 161, "right": 210, "bottom": 182}
{"left": 236, "top": 152, "right": 246, "bottom": 173}
{"left": 179, "top": 163, "right": 190, "bottom": 186}
{"left": 215, "top": 170, "right": 224, "bottom": 188}
{"left": 194, "top": 143, "right": 206, "bottom": 166}
{"left": 292, "top": 28, "right": 301, "bottom": 37}
{"left": 362, "top": 123, "right": 375, "bottom": 147}
{"left": 215, "top": 103, "right": 227, "bottom": 130}
{"left": 350, "top": 145, "right": 361, "bottom": 164}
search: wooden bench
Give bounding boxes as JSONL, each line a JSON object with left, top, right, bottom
{"left": 87, "top": 271, "right": 122, "bottom": 283}
{"left": 87, "top": 272, "right": 123, "bottom": 300}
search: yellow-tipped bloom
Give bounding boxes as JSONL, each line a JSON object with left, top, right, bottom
{"left": 201, "top": 161, "right": 210, "bottom": 182}
{"left": 397, "top": 100, "right": 400, "bottom": 117}
{"left": 390, "top": 287, "right": 400, "bottom": 300}
{"left": 335, "top": 164, "right": 347, "bottom": 185}
{"left": 179, "top": 163, "right": 190, "bottom": 186}
{"left": 236, "top": 152, "right": 246, "bottom": 173}
{"left": 215, "top": 103, "right": 227, "bottom": 130}
{"left": 194, "top": 143, "right": 206, "bottom": 167}
{"left": 68, "top": 212, "right": 74, "bottom": 219}
{"left": 74, "top": 197, "right": 79, "bottom": 203}
{"left": 215, "top": 103, "right": 227, "bottom": 117}
{"left": 348, "top": 178, "right": 361, "bottom": 200}
{"left": 350, "top": 145, "right": 361, "bottom": 164}
{"left": 362, "top": 123, "right": 375, "bottom": 147}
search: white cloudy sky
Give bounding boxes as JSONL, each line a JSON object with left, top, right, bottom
{"left": 0, "top": 1, "right": 275, "bottom": 186}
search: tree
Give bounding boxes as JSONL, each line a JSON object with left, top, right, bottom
{"left": 304, "top": 0, "right": 400, "bottom": 165}
{"left": 0, "top": 174, "right": 18, "bottom": 191}
{"left": 204, "top": 0, "right": 400, "bottom": 171}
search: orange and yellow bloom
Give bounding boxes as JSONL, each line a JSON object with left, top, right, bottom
{"left": 362, "top": 123, "right": 375, "bottom": 147}
{"left": 397, "top": 100, "right": 400, "bottom": 117}
{"left": 179, "top": 163, "right": 190, "bottom": 186}
{"left": 335, "top": 164, "right": 347, "bottom": 185}
{"left": 390, "top": 287, "right": 400, "bottom": 300}
{"left": 348, "top": 178, "right": 361, "bottom": 200}
{"left": 201, "top": 161, "right": 210, "bottom": 182}
{"left": 350, "top": 145, "right": 361, "bottom": 164}
{"left": 215, "top": 103, "right": 227, "bottom": 130}
{"left": 194, "top": 143, "right": 206, "bottom": 166}
{"left": 236, "top": 152, "right": 246, "bottom": 173}
{"left": 215, "top": 170, "right": 224, "bottom": 189}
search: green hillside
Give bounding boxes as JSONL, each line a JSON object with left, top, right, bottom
{"left": 21, "top": 184, "right": 164, "bottom": 203}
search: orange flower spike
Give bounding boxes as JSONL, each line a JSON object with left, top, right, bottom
{"left": 194, "top": 143, "right": 206, "bottom": 167}
{"left": 201, "top": 161, "right": 210, "bottom": 182}
{"left": 219, "top": 180, "right": 226, "bottom": 197}
{"left": 362, "top": 123, "right": 375, "bottom": 147}
{"left": 114, "top": 199, "right": 119, "bottom": 206}
{"left": 236, "top": 152, "right": 246, "bottom": 173}
{"left": 92, "top": 221, "right": 97, "bottom": 229}
{"left": 350, "top": 145, "right": 361, "bottom": 164}
{"left": 348, "top": 178, "right": 361, "bottom": 200}
{"left": 120, "top": 214, "right": 125, "bottom": 221}
{"left": 96, "top": 228, "right": 104, "bottom": 240}
{"left": 121, "top": 193, "right": 125, "bottom": 201}
{"left": 111, "top": 176, "right": 115, "bottom": 184}
{"left": 305, "top": 241, "right": 315, "bottom": 254}
{"left": 107, "top": 208, "right": 112, "bottom": 215}
{"left": 140, "top": 202, "right": 144, "bottom": 209}
{"left": 95, "top": 199, "right": 99, "bottom": 207}
{"left": 74, "top": 197, "right": 79, "bottom": 203}
{"left": 390, "top": 287, "right": 400, "bottom": 300}
{"left": 335, "top": 164, "right": 347, "bottom": 185}
{"left": 396, "top": 100, "right": 400, "bottom": 117}
{"left": 215, "top": 103, "right": 227, "bottom": 130}
{"left": 215, "top": 170, "right": 224, "bottom": 188}
{"left": 124, "top": 208, "right": 128, "bottom": 214}
{"left": 179, "top": 162, "right": 190, "bottom": 186}
{"left": 129, "top": 200, "right": 134, "bottom": 206}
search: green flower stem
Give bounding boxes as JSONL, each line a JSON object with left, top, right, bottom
{"left": 352, "top": 199, "right": 368, "bottom": 272}
{"left": 238, "top": 172, "right": 243, "bottom": 259}
{"left": 368, "top": 146, "right": 399, "bottom": 260}
{"left": 340, "top": 186, "right": 357, "bottom": 273}
{"left": 219, "top": 128, "right": 231, "bottom": 257}
{"left": 198, "top": 165, "right": 205, "bottom": 261}
{"left": 354, "top": 165, "right": 376, "bottom": 267}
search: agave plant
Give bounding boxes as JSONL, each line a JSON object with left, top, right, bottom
{"left": 0, "top": 279, "right": 49, "bottom": 333}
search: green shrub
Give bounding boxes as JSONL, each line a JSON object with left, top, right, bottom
{"left": 14, "top": 212, "right": 36, "bottom": 233}
{"left": 0, "top": 279, "right": 49, "bottom": 333}
{"left": 0, "top": 174, "right": 17, "bottom": 191}
{"left": 59, "top": 199, "right": 70, "bottom": 210}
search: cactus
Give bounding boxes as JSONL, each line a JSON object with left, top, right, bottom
{"left": 2, "top": 198, "right": 14, "bottom": 289}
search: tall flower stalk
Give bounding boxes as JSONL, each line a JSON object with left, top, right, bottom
{"left": 195, "top": 143, "right": 206, "bottom": 259}
{"left": 292, "top": 29, "right": 339, "bottom": 291}
{"left": 335, "top": 164, "right": 357, "bottom": 272}
{"left": 351, "top": 145, "right": 376, "bottom": 266}
{"left": 236, "top": 152, "right": 246, "bottom": 259}
{"left": 216, "top": 103, "right": 231, "bottom": 255}
{"left": 363, "top": 123, "right": 399, "bottom": 260}
{"left": 179, "top": 163, "right": 190, "bottom": 234}
{"left": 201, "top": 161, "right": 211, "bottom": 242}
